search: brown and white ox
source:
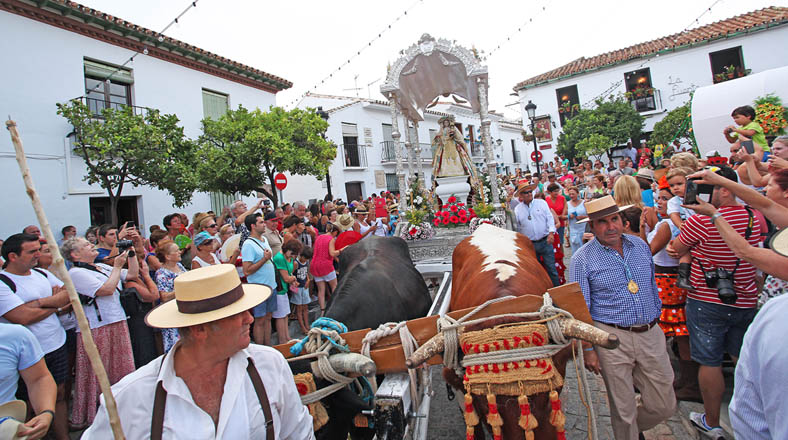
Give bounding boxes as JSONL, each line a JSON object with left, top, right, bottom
{"left": 443, "top": 224, "right": 598, "bottom": 440}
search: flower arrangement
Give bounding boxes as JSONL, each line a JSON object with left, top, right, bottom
{"left": 433, "top": 195, "right": 475, "bottom": 228}
{"left": 558, "top": 102, "right": 580, "bottom": 115}
{"left": 754, "top": 95, "right": 788, "bottom": 136}
{"left": 625, "top": 86, "right": 655, "bottom": 100}
{"left": 404, "top": 177, "right": 433, "bottom": 214}
{"left": 474, "top": 173, "right": 507, "bottom": 205}
{"left": 468, "top": 215, "right": 506, "bottom": 234}
{"left": 713, "top": 65, "right": 751, "bottom": 84}
{"left": 399, "top": 221, "right": 434, "bottom": 241}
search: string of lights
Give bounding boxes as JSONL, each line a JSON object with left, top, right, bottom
{"left": 480, "top": 3, "right": 549, "bottom": 62}
{"left": 581, "top": 0, "right": 725, "bottom": 108}
{"left": 82, "top": 0, "right": 201, "bottom": 98}
{"left": 286, "top": 0, "right": 426, "bottom": 109}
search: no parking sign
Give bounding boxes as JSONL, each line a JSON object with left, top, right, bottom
{"left": 274, "top": 173, "right": 288, "bottom": 191}
{"left": 530, "top": 150, "right": 543, "bottom": 162}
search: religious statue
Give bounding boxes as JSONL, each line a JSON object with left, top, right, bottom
{"left": 431, "top": 115, "right": 478, "bottom": 183}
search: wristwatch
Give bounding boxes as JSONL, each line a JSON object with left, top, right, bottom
{"left": 710, "top": 212, "right": 723, "bottom": 224}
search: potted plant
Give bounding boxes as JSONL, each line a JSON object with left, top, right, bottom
{"left": 433, "top": 195, "right": 473, "bottom": 229}
{"left": 399, "top": 209, "right": 434, "bottom": 241}
{"left": 468, "top": 202, "right": 505, "bottom": 234}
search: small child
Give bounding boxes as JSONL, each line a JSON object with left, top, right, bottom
{"left": 291, "top": 246, "right": 313, "bottom": 335}
{"left": 666, "top": 167, "right": 696, "bottom": 290}
{"left": 724, "top": 105, "right": 770, "bottom": 161}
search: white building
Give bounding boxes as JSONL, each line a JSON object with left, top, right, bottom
{"left": 0, "top": 0, "right": 291, "bottom": 239}
{"left": 284, "top": 93, "right": 528, "bottom": 204}
{"left": 514, "top": 6, "right": 788, "bottom": 164}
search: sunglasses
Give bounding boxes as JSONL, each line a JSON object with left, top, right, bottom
{"left": 207, "top": 224, "right": 218, "bottom": 228}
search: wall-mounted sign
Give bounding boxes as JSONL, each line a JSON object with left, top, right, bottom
{"left": 534, "top": 116, "right": 553, "bottom": 143}
{"left": 539, "top": 144, "right": 552, "bottom": 150}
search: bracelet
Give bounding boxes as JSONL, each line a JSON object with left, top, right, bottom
{"left": 583, "top": 347, "right": 595, "bottom": 352}
{"left": 710, "top": 212, "right": 722, "bottom": 224}
{"left": 38, "top": 409, "right": 55, "bottom": 420}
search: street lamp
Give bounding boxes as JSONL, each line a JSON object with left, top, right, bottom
{"left": 524, "top": 100, "right": 540, "bottom": 175}
{"left": 316, "top": 106, "right": 332, "bottom": 198}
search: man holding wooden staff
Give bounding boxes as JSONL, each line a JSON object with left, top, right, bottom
{"left": 82, "top": 264, "right": 314, "bottom": 439}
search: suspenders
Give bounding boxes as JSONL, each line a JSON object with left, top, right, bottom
{"left": 150, "top": 357, "right": 275, "bottom": 439}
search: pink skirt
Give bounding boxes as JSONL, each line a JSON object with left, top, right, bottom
{"left": 71, "top": 321, "right": 135, "bottom": 426}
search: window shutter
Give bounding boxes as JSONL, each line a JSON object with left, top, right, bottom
{"left": 341, "top": 123, "right": 358, "bottom": 137}
{"left": 202, "top": 89, "right": 229, "bottom": 120}
{"left": 84, "top": 60, "right": 133, "bottom": 84}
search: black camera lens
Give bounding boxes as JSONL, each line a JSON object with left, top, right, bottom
{"left": 715, "top": 268, "right": 737, "bottom": 304}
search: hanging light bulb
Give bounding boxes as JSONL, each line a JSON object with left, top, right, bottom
{"left": 143, "top": 47, "right": 149, "bottom": 55}
{"left": 158, "top": 35, "right": 164, "bottom": 42}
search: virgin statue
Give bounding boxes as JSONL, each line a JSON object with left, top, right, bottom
{"left": 431, "top": 115, "right": 478, "bottom": 183}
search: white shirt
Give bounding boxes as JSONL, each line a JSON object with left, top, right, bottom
{"left": 514, "top": 198, "right": 556, "bottom": 241}
{"left": 40, "top": 268, "right": 76, "bottom": 331}
{"left": 648, "top": 219, "right": 681, "bottom": 267}
{"left": 68, "top": 264, "right": 128, "bottom": 330}
{"left": 667, "top": 196, "right": 695, "bottom": 220}
{"left": 83, "top": 344, "right": 315, "bottom": 440}
{"left": 0, "top": 270, "right": 66, "bottom": 354}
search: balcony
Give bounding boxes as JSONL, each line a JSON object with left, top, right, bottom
{"left": 342, "top": 143, "right": 367, "bottom": 168}
{"left": 626, "top": 88, "right": 663, "bottom": 114}
{"left": 83, "top": 96, "right": 148, "bottom": 118}
{"left": 381, "top": 141, "right": 437, "bottom": 164}
{"left": 470, "top": 141, "right": 484, "bottom": 158}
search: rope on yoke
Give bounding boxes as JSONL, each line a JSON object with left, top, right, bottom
{"left": 362, "top": 321, "right": 421, "bottom": 408}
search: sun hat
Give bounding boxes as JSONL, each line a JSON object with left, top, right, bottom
{"left": 635, "top": 168, "right": 655, "bottom": 181}
{"left": 193, "top": 231, "right": 215, "bottom": 247}
{"left": 353, "top": 205, "right": 369, "bottom": 215}
{"left": 513, "top": 182, "right": 537, "bottom": 196}
{"left": 387, "top": 203, "right": 399, "bottom": 213}
{"left": 769, "top": 228, "right": 788, "bottom": 258}
{"left": 577, "top": 195, "right": 633, "bottom": 224}
{"left": 0, "top": 400, "right": 27, "bottom": 440}
{"left": 332, "top": 213, "right": 355, "bottom": 232}
{"left": 145, "top": 264, "right": 271, "bottom": 328}
{"left": 219, "top": 233, "right": 240, "bottom": 261}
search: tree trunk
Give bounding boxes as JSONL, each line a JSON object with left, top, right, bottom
{"left": 109, "top": 194, "right": 119, "bottom": 227}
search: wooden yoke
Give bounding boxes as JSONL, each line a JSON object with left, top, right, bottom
{"left": 274, "top": 283, "right": 591, "bottom": 374}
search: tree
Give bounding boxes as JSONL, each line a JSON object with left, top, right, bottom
{"left": 649, "top": 101, "right": 695, "bottom": 151}
{"left": 557, "top": 96, "right": 644, "bottom": 161}
{"left": 57, "top": 100, "right": 198, "bottom": 226}
{"left": 196, "top": 106, "right": 335, "bottom": 207}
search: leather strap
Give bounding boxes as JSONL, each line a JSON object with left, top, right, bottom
{"left": 149, "top": 356, "right": 275, "bottom": 439}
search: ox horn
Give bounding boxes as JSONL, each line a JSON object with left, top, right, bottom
{"left": 406, "top": 330, "right": 453, "bottom": 369}
{"left": 312, "top": 353, "right": 377, "bottom": 379}
{"left": 558, "top": 318, "right": 619, "bottom": 349}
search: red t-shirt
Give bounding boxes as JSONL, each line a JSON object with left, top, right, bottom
{"left": 678, "top": 206, "right": 763, "bottom": 308}
{"left": 545, "top": 195, "right": 566, "bottom": 227}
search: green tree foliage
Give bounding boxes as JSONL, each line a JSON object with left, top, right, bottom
{"left": 196, "top": 106, "right": 336, "bottom": 207}
{"left": 557, "top": 96, "right": 644, "bottom": 161}
{"left": 57, "top": 100, "right": 198, "bottom": 226}
{"left": 649, "top": 101, "right": 694, "bottom": 149}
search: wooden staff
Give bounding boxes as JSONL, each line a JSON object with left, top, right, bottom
{"left": 6, "top": 120, "right": 125, "bottom": 440}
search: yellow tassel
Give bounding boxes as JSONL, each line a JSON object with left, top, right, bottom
{"left": 549, "top": 390, "right": 567, "bottom": 439}
{"left": 517, "top": 394, "right": 538, "bottom": 440}
{"left": 486, "top": 393, "right": 503, "bottom": 440}
{"left": 353, "top": 413, "right": 368, "bottom": 428}
{"left": 463, "top": 392, "right": 479, "bottom": 440}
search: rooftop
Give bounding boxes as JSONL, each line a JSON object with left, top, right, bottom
{"left": 514, "top": 6, "right": 788, "bottom": 90}
{"left": 0, "top": 0, "right": 292, "bottom": 93}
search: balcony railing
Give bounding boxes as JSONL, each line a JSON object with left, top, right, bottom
{"left": 381, "top": 141, "right": 397, "bottom": 162}
{"left": 470, "top": 141, "right": 484, "bottom": 158}
{"left": 342, "top": 143, "right": 367, "bottom": 168}
{"left": 628, "top": 88, "right": 663, "bottom": 113}
{"left": 83, "top": 96, "right": 148, "bottom": 118}
{"left": 381, "top": 141, "right": 437, "bottom": 163}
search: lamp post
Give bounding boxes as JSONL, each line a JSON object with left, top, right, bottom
{"left": 316, "top": 106, "right": 332, "bottom": 198}
{"left": 524, "top": 100, "right": 540, "bottom": 176}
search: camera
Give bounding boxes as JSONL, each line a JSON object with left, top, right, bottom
{"left": 703, "top": 267, "right": 737, "bottom": 304}
{"left": 263, "top": 199, "right": 271, "bottom": 206}
{"left": 117, "top": 239, "right": 135, "bottom": 257}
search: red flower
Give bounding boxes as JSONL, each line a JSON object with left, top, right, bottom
{"left": 442, "top": 218, "right": 450, "bottom": 225}
{"left": 442, "top": 204, "right": 449, "bottom": 209}
{"left": 450, "top": 215, "right": 459, "bottom": 224}
{"left": 409, "top": 228, "right": 417, "bottom": 236}
{"left": 441, "top": 211, "right": 450, "bottom": 218}
{"left": 459, "top": 216, "right": 468, "bottom": 224}
{"left": 448, "top": 196, "right": 457, "bottom": 203}
{"left": 296, "top": 383, "right": 308, "bottom": 395}
{"left": 458, "top": 209, "right": 467, "bottom": 217}
{"left": 450, "top": 205, "right": 458, "bottom": 212}
{"left": 433, "top": 218, "right": 441, "bottom": 226}
{"left": 458, "top": 202, "right": 465, "bottom": 207}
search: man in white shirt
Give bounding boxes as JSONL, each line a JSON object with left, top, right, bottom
{"left": 511, "top": 183, "right": 560, "bottom": 286}
{"left": 83, "top": 264, "right": 313, "bottom": 439}
{"left": 0, "top": 233, "right": 70, "bottom": 439}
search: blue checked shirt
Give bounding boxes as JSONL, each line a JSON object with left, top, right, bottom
{"left": 569, "top": 234, "right": 661, "bottom": 326}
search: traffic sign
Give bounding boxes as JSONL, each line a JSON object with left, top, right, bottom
{"left": 274, "top": 173, "right": 288, "bottom": 191}
{"left": 530, "top": 150, "right": 543, "bottom": 162}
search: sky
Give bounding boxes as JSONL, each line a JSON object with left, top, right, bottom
{"left": 78, "top": 0, "right": 786, "bottom": 119}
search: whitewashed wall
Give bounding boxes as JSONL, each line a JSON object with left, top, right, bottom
{"left": 0, "top": 11, "right": 278, "bottom": 239}
{"left": 516, "top": 26, "right": 788, "bottom": 164}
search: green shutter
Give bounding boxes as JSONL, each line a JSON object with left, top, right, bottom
{"left": 202, "top": 89, "right": 229, "bottom": 120}
{"left": 84, "top": 59, "right": 133, "bottom": 84}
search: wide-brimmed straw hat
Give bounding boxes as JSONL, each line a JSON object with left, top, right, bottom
{"left": 353, "top": 205, "right": 369, "bottom": 215}
{"left": 577, "top": 195, "right": 633, "bottom": 224}
{"left": 635, "top": 168, "right": 655, "bottom": 181}
{"left": 0, "top": 400, "right": 27, "bottom": 439}
{"left": 387, "top": 203, "right": 399, "bottom": 213}
{"left": 145, "top": 264, "right": 271, "bottom": 328}
{"left": 332, "top": 213, "right": 355, "bottom": 232}
{"left": 514, "top": 182, "right": 537, "bottom": 196}
{"left": 769, "top": 228, "right": 788, "bottom": 258}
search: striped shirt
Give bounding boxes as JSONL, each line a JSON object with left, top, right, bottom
{"left": 678, "top": 206, "right": 763, "bottom": 308}
{"left": 569, "top": 234, "right": 662, "bottom": 326}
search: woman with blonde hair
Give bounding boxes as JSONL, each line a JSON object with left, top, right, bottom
{"left": 613, "top": 175, "right": 644, "bottom": 208}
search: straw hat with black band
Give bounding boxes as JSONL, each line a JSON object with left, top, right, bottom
{"left": 513, "top": 182, "right": 538, "bottom": 196}
{"left": 0, "top": 400, "right": 27, "bottom": 440}
{"left": 145, "top": 264, "right": 271, "bottom": 328}
{"left": 332, "top": 213, "right": 355, "bottom": 232}
{"left": 770, "top": 227, "right": 788, "bottom": 258}
{"left": 577, "top": 195, "right": 633, "bottom": 224}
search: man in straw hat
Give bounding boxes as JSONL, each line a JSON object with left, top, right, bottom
{"left": 569, "top": 195, "right": 675, "bottom": 439}
{"left": 83, "top": 265, "right": 313, "bottom": 439}
{"left": 512, "top": 182, "right": 560, "bottom": 286}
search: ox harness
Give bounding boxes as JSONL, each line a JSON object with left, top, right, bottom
{"left": 150, "top": 357, "right": 274, "bottom": 440}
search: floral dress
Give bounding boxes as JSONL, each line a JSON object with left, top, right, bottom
{"left": 155, "top": 263, "right": 186, "bottom": 352}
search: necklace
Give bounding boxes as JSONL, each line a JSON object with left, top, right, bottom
{"left": 522, "top": 202, "right": 532, "bottom": 221}
{"left": 610, "top": 247, "right": 638, "bottom": 294}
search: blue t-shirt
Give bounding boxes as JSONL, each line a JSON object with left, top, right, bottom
{"left": 294, "top": 259, "right": 309, "bottom": 288}
{"left": 0, "top": 323, "right": 44, "bottom": 404}
{"left": 94, "top": 248, "right": 111, "bottom": 263}
{"left": 641, "top": 189, "right": 655, "bottom": 208}
{"left": 241, "top": 237, "right": 276, "bottom": 290}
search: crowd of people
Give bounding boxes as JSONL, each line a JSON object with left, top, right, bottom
{"left": 1, "top": 103, "right": 786, "bottom": 439}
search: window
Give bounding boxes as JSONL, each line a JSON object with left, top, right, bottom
{"left": 511, "top": 139, "right": 521, "bottom": 163}
{"left": 555, "top": 85, "right": 579, "bottom": 126}
{"left": 709, "top": 46, "right": 747, "bottom": 83}
{"left": 84, "top": 59, "right": 133, "bottom": 115}
{"left": 342, "top": 123, "right": 366, "bottom": 167}
{"left": 381, "top": 124, "right": 395, "bottom": 162}
{"left": 385, "top": 173, "right": 400, "bottom": 193}
{"left": 624, "top": 68, "right": 657, "bottom": 112}
{"left": 202, "top": 89, "right": 229, "bottom": 120}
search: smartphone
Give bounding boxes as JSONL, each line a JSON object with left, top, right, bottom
{"left": 126, "top": 221, "right": 135, "bottom": 229}
{"left": 684, "top": 180, "right": 699, "bottom": 205}
{"left": 741, "top": 140, "right": 755, "bottom": 154}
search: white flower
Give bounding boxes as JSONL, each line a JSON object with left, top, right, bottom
{"left": 415, "top": 196, "right": 423, "bottom": 204}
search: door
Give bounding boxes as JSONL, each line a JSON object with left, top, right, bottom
{"left": 89, "top": 196, "right": 140, "bottom": 227}
{"left": 345, "top": 182, "right": 363, "bottom": 202}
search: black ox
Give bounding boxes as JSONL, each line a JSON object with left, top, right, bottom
{"left": 289, "top": 236, "right": 431, "bottom": 440}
